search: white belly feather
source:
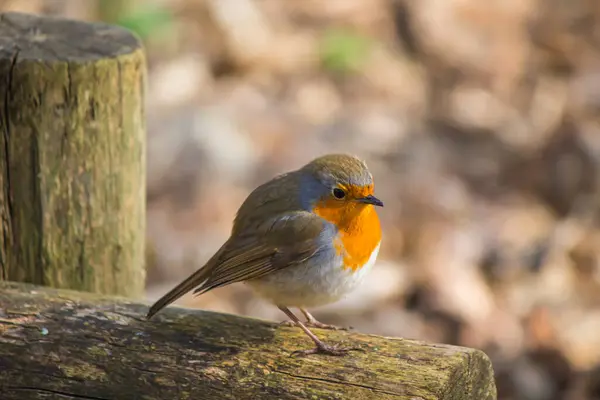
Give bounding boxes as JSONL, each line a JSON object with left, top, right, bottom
{"left": 247, "top": 243, "right": 380, "bottom": 308}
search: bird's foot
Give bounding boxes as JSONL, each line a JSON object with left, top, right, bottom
{"left": 305, "top": 320, "right": 350, "bottom": 331}
{"left": 301, "top": 309, "right": 352, "bottom": 331}
{"left": 291, "top": 342, "right": 364, "bottom": 357}
{"left": 279, "top": 319, "right": 350, "bottom": 331}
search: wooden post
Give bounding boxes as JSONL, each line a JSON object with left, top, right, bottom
{"left": 0, "top": 12, "right": 146, "bottom": 297}
{"left": 0, "top": 282, "right": 498, "bottom": 400}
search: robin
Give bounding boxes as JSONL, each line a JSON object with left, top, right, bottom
{"left": 146, "top": 153, "right": 383, "bottom": 356}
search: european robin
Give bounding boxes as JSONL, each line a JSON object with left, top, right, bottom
{"left": 146, "top": 153, "right": 383, "bottom": 356}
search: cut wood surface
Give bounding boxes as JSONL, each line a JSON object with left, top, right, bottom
{"left": 0, "top": 12, "right": 146, "bottom": 297}
{"left": 0, "top": 282, "right": 497, "bottom": 400}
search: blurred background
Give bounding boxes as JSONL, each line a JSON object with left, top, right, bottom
{"left": 3, "top": 0, "right": 600, "bottom": 398}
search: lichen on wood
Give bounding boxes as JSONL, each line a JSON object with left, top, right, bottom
{"left": 0, "top": 12, "right": 146, "bottom": 297}
{"left": 0, "top": 281, "right": 497, "bottom": 400}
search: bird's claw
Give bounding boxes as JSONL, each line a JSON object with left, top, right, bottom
{"left": 306, "top": 321, "right": 351, "bottom": 330}
{"left": 278, "top": 320, "right": 297, "bottom": 328}
{"left": 279, "top": 319, "right": 351, "bottom": 331}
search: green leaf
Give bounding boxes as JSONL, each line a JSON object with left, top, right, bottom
{"left": 115, "top": 6, "right": 174, "bottom": 40}
{"left": 319, "top": 28, "right": 372, "bottom": 74}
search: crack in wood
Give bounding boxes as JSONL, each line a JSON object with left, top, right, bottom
{"left": 273, "top": 368, "right": 407, "bottom": 397}
{"left": 1, "top": 48, "right": 19, "bottom": 280}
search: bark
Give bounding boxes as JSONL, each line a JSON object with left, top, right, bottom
{"left": 0, "top": 281, "right": 497, "bottom": 400}
{"left": 0, "top": 12, "right": 146, "bottom": 297}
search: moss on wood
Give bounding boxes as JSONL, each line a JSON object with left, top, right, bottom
{"left": 0, "top": 282, "right": 497, "bottom": 399}
{"left": 0, "top": 12, "right": 146, "bottom": 297}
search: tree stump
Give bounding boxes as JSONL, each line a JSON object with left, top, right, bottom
{"left": 0, "top": 12, "right": 146, "bottom": 297}
{"left": 0, "top": 281, "right": 498, "bottom": 400}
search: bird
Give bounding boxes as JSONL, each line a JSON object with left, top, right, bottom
{"left": 145, "top": 153, "right": 383, "bottom": 356}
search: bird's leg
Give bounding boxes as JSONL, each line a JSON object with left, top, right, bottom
{"left": 277, "top": 306, "right": 362, "bottom": 357}
{"left": 278, "top": 308, "right": 350, "bottom": 330}
{"left": 299, "top": 308, "right": 350, "bottom": 331}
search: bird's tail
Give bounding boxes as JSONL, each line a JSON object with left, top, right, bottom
{"left": 145, "top": 266, "right": 211, "bottom": 320}
{"left": 146, "top": 241, "right": 232, "bottom": 319}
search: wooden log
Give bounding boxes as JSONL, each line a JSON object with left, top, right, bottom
{"left": 0, "top": 281, "right": 498, "bottom": 400}
{"left": 0, "top": 12, "right": 146, "bottom": 297}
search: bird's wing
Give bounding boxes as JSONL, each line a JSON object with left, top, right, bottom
{"left": 146, "top": 211, "right": 329, "bottom": 319}
{"left": 194, "top": 211, "right": 329, "bottom": 294}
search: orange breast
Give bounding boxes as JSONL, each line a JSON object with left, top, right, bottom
{"left": 313, "top": 200, "right": 382, "bottom": 271}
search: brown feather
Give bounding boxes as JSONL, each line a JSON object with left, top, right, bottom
{"left": 145, "top": 210, "right": 327, "bottom": 319}
{"left": 145, "top": 244, "right": 227, "bottom": 319}
{"left": 193, "top": 211, "right": 326, "bottom": 294}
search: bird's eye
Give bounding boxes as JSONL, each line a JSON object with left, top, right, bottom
{"left": 332, "top": 188, "right": 346, "bottom": 199}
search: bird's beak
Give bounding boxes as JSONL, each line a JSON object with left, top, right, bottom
{"left": 357, "top": 195, "right": 384, "bottom": 207}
